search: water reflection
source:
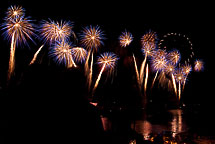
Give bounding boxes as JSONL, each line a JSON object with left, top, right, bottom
{"left": 132, "top": 120, "right": 152, "bottom": 140}
{"left": 132, "top": 109, "right": 187, "bottom": 140}
{"left": 169, "top": 109, "right": 183, "bottom": 137}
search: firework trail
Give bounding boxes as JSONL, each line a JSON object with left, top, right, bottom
{"left": 140, "top": 42, "right": 156, "bottom": 87}
{"left": 29, "top": 44, "right": 44, "bottom": 65}
{"left": 165, "top": 63, "right": 177, "bottom": 95}
{"left": 166, "top": 50, "right": 181, "bottom": 95}
{"left": 92, "top": 52, "right": 118, "bottom": 95}
{"left": 140, "top": 31, "right": 157, "bottom": 90}
{"left": 174, "top": 68, "right": 186, "bottom": 100}
{"left": 133, "top": 54, "right": 140, "bottom": 88}
{"left": 144, "top": 63, "right": 149, "bottom": 92}
{"left": 181, "top": 64, "right": 192, "bottom": 91}
{"left": 80, "top": 25, "right": 105, "bottom": 90}
{"left": 172, "top": 73, "right": 177, "bottom": 95}
{"left": 8, "top": 32, "right": 16, "bottom": 80}
{"left": 2, "top": 5, "right": 35, "bottom": 81}
{"left": 32, "top": 19, "right": 75, "bottom": 65}
{"left": 89, "top": 52, "right": 94, "bottom": 90}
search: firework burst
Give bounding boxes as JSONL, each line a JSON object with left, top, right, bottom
{"left": 119, "top": 30, "right": 133, "bottom": 47}
{"left": 2, "top": 16, "right": 35, "bottom": 46}
{"left": 151, "top": 50, "right": 168, "bottom": 71}
{"left": 150, "top": 49, "right": 168, "bottom": 88}
{"left": 142, "top": 42, "right": 156, "bottom": 57}
{"left": 40, "top": 19, "right": 74, "bottom": 44}
{"left": 174, "top": 68, "right": 186, "bottom": 100}
{"left": 71, "top": 47, "right": 88, "bottom": 64}
{"left": 194, "top": 59, "right": 204, "bottom": 72}
{"left": 6, "top": 5, "right": 25, "bottom": 19}
{"left": 93, "top": 52, "right": 118, "bottom": 93}
{"left": 181, "top": 64, "right": 192, "bottom": 91}
{"left": 2, "top": 5, "right": 35, "bottom": 81}
{"left": 139, "top": 30, "right": 158, "bottom": 93}
{"left": 80, "top": 25, "right": 105, "bottom": 91}
{"left": 49, "top": 41, "right": 76, "bottom": 68}
{"left": 80, "top": 25, "right": 105, "bottom": 52}
{"left": 165, "top": 63, "right": 175, "bottom": 74}
{"left": 141, "top": 30, "right": 157, "bottom": 45}
{"left": 167, "top": 50, "right": 181, "bottom": 65}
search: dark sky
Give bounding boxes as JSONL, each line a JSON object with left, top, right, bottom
{"left": 0, "top": 0, "right": 213, "bottom": 106}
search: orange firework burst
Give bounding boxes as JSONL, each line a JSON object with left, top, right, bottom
{"left": 6, "top": 5, "right": 25, "bottom": 19}
{"left": 167, "top": 50, "right": 181, "bottom": 65}
{"left": 93, "top": 52, "right": 118, "bottom": 93}
{"left": 49, "top": 41, "right": 76, "bottom": 68}
{"left": 40, "top": 19, "right": 74, "bottom": 44}
{"left": 174, "top": 68, "right": 186, "bottom": 100}
{"left": 194, "top": 59, "right": 204, "bottom": 72}
{"left": 71, "top": 47, "right": 88, "bottom": 64}
{"left": 151, "top": 49, "right": 168, "bottom": 71}
{"left": 182, "top": 64, "right": 192, "bottom": 75}
{"left": 2, "top": 15, "right": 35, "bottom": 45}
{"left": 2, "top": 5, "right": 35, "bottom": 81}
{"left": 80, "top": 25, "right": 104, "bottom": 52}
{"left": 80, "top": 25, "right": 105, "bottom": 91}
{"left": 119, "top": 30, "right": 133, "bottom": 47}
{"left": 141, "top": 30, "right": 157, "bottom": 44}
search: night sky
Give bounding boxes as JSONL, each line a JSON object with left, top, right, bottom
{"left": 0, "top": 0, "right": 213, "bottom": 109}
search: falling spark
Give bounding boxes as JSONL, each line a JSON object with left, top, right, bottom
{"left": 119, "top": 30, "right": 133, "bottom": 47}
{"left": 93, "top": 52, "right": 118, "bottom": 93}
{"left": 158, "top": 32, "right": 195, "bottom": 64}
{"left": 49, "top": 41, "right": 77, "bottom": 68}
{"left": 29, "top": 44, "right": 44, "bottom": 65}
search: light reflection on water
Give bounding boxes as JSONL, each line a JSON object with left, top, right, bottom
{"left": 170, "top": 109, "right": 183, "bottom": 137}
{"left": 131, "top": 109, "right": 187, "bottom": 140}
